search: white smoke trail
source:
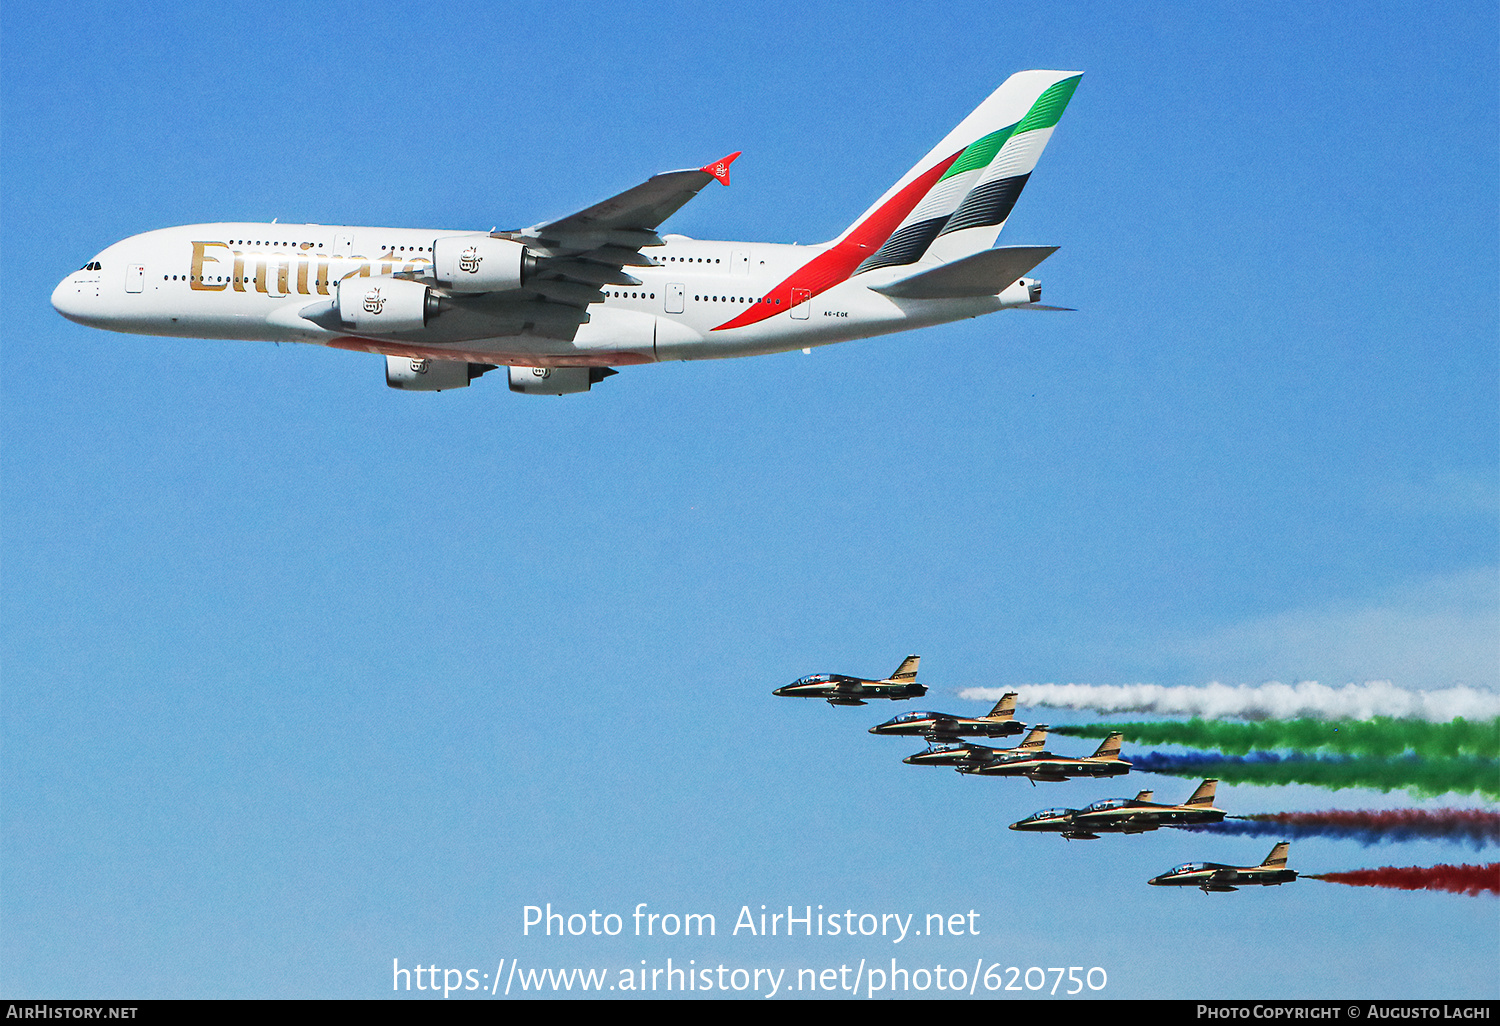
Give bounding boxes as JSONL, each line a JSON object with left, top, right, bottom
{"left": 956, "top": 681, "right": 1500, "bottom": 722}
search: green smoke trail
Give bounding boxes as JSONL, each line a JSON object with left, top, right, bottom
{"left": 1129, "top": 752, "right": 1500, "bottom": 800}
{"left": 1053, "top": 717, "right": 1499, "bottom": 759}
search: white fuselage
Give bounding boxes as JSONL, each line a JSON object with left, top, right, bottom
{"left": 51, "top": 223, "right": 1033, "bottom": 368}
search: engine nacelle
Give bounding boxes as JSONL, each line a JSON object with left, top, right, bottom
{"left": 432, "top": 235, "right": 531, "bottom": 292}
{"left": 385, "top": 356, "right": 496, "bottom": 391}
{"left": 507, "top": 366, "right": 618, "bottom": 395}
{"left": 338, "top": 277, "right": 433, "bottom": 332}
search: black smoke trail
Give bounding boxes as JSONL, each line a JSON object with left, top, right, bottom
{"left": 1128, "top": 751, "right": 1499, "bottom": 799}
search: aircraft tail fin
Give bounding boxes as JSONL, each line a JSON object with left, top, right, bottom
{"left": 1185, "top": 779, "right": 1219, "bottom": 808}
{"left": 887, "top": 655, "right": 920, "bottom": 684}
{"left": 1017, "top": 724, "right": 1048, "bottom": 751}
{"left": 1260, "top": 842, "right": 1291, "bottom": 869}
{"left": 845, "top": 70, "right": 1082, "bottom": 275}
{"left": 985, "top": 692, "right": 1019, "bottom": 721}
{"left": 1133, "top": 790, "right": 1155, "bottom": 802}
{"left": 1090, "top": 732, "right": 1125, "bottom": 760}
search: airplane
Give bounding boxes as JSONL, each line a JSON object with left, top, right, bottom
{"left": 773, "top": 656, "right": 926, "bottom": 706}
{"left": 960, "top": 732, "right": 1130, "bottom": 782}
{"left": 902, "top": 724, "right": 1048, "bottom": 770}
{"left": 1010, "top": 779, "right": 1226, "bottom": 839}
{"left": 869, "top": 692, "right": 1025, "bottom": 740}
{"left": 1148, "top": 842, "right": 1299, "bottom": 893}
{"left": 51, "top": 71, "right": 1081, "bottom": 395}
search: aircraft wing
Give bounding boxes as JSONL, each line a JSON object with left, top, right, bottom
{"left": 349, "top": 154, "right": 742, "bottom": 345}
{"left": 519, "top": 154, "right": 739, "bottom": 252}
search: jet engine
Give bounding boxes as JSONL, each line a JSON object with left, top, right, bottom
{"left": 432, "top": 235, "right": 534, "bottom": 293}
{"left": 507, "top": 366, "right": 618, "bottom": 395}
{"left": 385, "top": 356, "right": 496, "bottom": 391}
{"left": 337, "top": 277, "right": 435, "bottom": 333}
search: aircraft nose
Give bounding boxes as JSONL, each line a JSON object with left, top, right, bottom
{"left": 51, "top": 274, "right": 88, "bottom": 323}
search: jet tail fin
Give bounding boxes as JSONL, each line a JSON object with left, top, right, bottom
{"left": 887, "top": 655, "right": 920, "bottom": 684}
{"left": 1185, "top": 779, "right": 1219, "bottom": 808}
{"left": 1017, "top": 725, "right": 1048, "bottom": 751}
{"left": 1090, "top": 732, "right": 1124, "bottom": 760}
{"left": 985, "top": 692, "right": 1019, "bottom": 721}
{"left": 1260, "top": 842, "right": 1291, "bottom": 868}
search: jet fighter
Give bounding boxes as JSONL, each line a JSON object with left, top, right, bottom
{"left": 773, "top": 655, "right": 926, "bottom": 706}
{"left": 903, "top": 725, "right": 1048, "bottom": 771}
{"left": 869, "top": 693, "right": 1025, "bottom": 740}
{"left": 1148, "top": 842, "right": 1298, "bottom": 893}
{"left": 1010, "top": 779, "right": 1224, "bottom": 839}
{"left": 960, "top": 732, "right": 1129, "bottom": 782}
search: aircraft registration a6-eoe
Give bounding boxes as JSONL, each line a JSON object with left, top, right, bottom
{"left": 51, "top": 71, "right": 1080, "bottom": 395}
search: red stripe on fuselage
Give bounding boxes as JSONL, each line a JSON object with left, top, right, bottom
{"left": 712, "top": 151, "right": 962, "bottom": 331}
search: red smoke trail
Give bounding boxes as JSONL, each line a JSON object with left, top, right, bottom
{"left": 1247, "top": 808, "right": 1500, "bottom": 846}
{"left": 1307, "top": 863, "right": 1499, "bottom": 896}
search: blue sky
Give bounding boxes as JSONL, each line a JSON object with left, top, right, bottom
{"left": 3, "top": 0, "right": 1496, "bottom": 999}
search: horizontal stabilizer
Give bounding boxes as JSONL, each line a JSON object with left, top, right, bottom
{"left": 872, "top": 246, "right": 1057, "bottom": 300}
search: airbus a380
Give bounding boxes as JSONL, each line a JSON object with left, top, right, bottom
{"left": 52, "top": 71, "right": 1080, "bottom": 395}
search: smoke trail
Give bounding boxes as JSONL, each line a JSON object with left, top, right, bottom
{"left": 1307, "top": 863, "right": 1498, "bottom": 896}
{"left": 1183, "top": 809, "right": 1500, "bottom": 848}
{"left": 958, "top": 681, "right": 1500, "bottom": 722}
{"left": 1128, "top": 751, "right": 1500, "bottom": 799}
{"left": 1051, "top": 717, "right": 1499, "bottom": 759}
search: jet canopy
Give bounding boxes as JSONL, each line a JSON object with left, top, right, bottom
{"left": 888, "top": 711, "right": 940, "bottom": 723}
{"left": 1083, "top": 798, "right": 1132, "bottom": 813}
{"left": 1163, "top": 863, "right": 1209, "bottom": 876}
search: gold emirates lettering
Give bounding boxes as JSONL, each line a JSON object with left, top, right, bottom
{"left": 190, "top": 241, "right": 430, "bottom": 297}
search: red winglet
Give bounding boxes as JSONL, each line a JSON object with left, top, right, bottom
{"left": 700, "top": 151, "right": 741, "bottom": 186}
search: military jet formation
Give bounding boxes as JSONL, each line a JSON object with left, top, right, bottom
{"left": 773, "top": 657, "right": 1293, "bottom": 891}
{"left": 775, "top": 659, "right": 1129, "bottom": 780}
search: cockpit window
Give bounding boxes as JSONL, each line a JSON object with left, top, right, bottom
{"left": 79, "top": 261, "right": 102, "bottom": 271}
